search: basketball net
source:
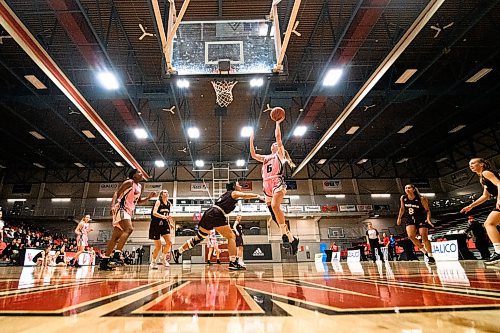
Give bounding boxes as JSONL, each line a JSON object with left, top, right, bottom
{"left": 211, "top": 80, "right": 238, "bottom": 108}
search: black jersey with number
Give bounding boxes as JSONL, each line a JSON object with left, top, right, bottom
{"left": 150, "top": 200, "right": 171, "bottom": 223}
{"left": 235, "top": 223, "right": 243, "bottom": 235}
{"left": 483, "top": 171, "right": 500, "bottom": 197}
{"left": 214, "top": 191, "right": 238, "bottom": 214}
{"left": 402, "top": 195, "right": 426, "bottom": 221}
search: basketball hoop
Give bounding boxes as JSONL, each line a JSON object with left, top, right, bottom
{"left": 211, "top": 80, "right": 238, "bottom": 108}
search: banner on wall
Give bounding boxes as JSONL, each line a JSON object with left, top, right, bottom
{"left": 322, "top": 180, "right": 342, "bottom": 190}
{"left": 99, "top": 183, "right": 118, "bottom": 193}
{"left": 339, "top": 204, "right": 356, "bottom": 212}
{"left": 239, "top": 180, "right": 253, "bottom": 191}
{"left": 347, "top": 249, "right": 361, "bottom": 262}
{"left": 135, "top": 207, "right": 152, "bottom": 215}
{"left": 373, "top": 204, "right": 390, "bottom": 211}
{"left": 191, "top": 182, "right": 209, "bottom": 192}
{"left": 321, "top": 205, "right": 338, "bottom": 212}
{"left": 451, "top": 170, "right": 469, "bottom": 184}
{"left": 305, "top": 206, "right": 321, "bottom": 212}
{"left": 331, "top": 251, "right": 340, "bottom": 262}
{"left": 144, "top": 182, "right": 163, "bottom": 192}
{"left": 356, "top": 204, "right": 373, "bottom": 212}
{"left": 431, "top": 240, "right": 459, "bottom": 261}
{"left": 410, "top": 178, "right": 430, "bottom": 189}
{"left": 287, "top": 206, "right": 304, "bottom": 213}
{"left": 243, "top": 244, "right": 273, "bottom": 260}
{"left": 285, "top": 180, "right": 298, "bottom": 190}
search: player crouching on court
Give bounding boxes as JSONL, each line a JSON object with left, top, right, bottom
{"left": 172, "top": 181, "right": 264, "bottom": 270}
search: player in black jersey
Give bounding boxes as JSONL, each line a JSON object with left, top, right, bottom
{"left": 233, "top": 215, "right": 245, "bottom": 267}
{"left": 397, "top": 184, "right": 436, "bottom": 263}
{"left": 461, "top": 158, "right": 500, "bottom": 264}
{"left": 149, "top": 190, "right": 174, "bottom": 269}
{"left": 172, "top": 181, "right": 264, "bottom": 270}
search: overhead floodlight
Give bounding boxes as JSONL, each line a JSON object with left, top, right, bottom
{"left": 371, "top": 194, "right": 391, "bottom": 198}
{"left": 96, "top": 198, "right": 113, "bottom": 202}
{"left": 74, "top": 162, "right": 85, "bottom": 168}
{"left": 29, "top": 131, "right": 45, "bottom": 140}
{"left": 7, "top": 198, "right": 27, "bottom": 202}
{"left": 421, "top": 193, "right": 436, "bottom": 197}
{"left": 325, "top": 194, "right": 345, "bottom": 199}
{"left": 250, "top": 78, "right": 264, "bottom": 87}
{"left": 346, "top": 126, "right": 359, "bottom": 135}
{"left": 395, "top": 69, "right": 417, "bottom": 84}
{"left": 82, "top": 130, "right": 96, "bottom": 139}
{"left": 187, "top": 127, "right": 200, "bottom": 139}
{"left": 195, "top": 160, "right": 204, "bottom": 168}
{"left": 317, "top": 159, "right": 327, "bottom": 165}
{"left": 236, "top": 159, "right": 245, "bottom": 167}
{"left": 24, "top": 74, "right": 47, "bottom": 89}
{"left": 97, "top": 71, "right": 119, "bottom": 90}
{"left": 448, "top": 125, "right": 466, "bottom": 133}
{"left": 357, "top": 158, "right": 368, "bottom": 165}
{"left": 0, "top": 164, "right": 6, "bottom": 169}
{"left": 323, "top": 68, "right": 343, "bottom": 86}
{"left": 177, "top": 79, "right": 190, "bottom": 88}
{"left": 134, "top": 128, "right": 148, "bottom": 139}
{"left": 293, "top": 125, "right": 307, "bottom": 137}
{"left": 154, "top": 160, "right": 165, "bottom": 168}
{"left": 240, "top": 126, "right": 253, "bottom": 137}
{"left": 51, "top": 198, "right": 71, "bottom": 202}
{"left": 33, "top": 162, "right": 45, "bottom": 168}
{"left": 466, "top": 68, "right": 493, "bottom": 83}
{"left": 397, "top": 125, "right": 413, "bottom": 134}
{"left": 396, "top": 158, "right": 409, "bottom": 164}
{"left": 435, "top": 157, "right": 448, "bottom": 163}
{"left": 115, "top": 161, "right": 124, "bottom": 167}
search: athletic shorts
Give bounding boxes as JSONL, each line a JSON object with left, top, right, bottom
{"left": 403, "top": 217, "right": 428, "bottom": 229}
{"left": 149, "top": 220, "right": 170, "bottom": 240}
{"left": 235, "top": 234, "right": 244, "bottom": 247}
{"left": 263, "top": 176, "right": 286, "bottom": 197}
{"left": 198, "top": 207, "right": 228, "bottom": 230}
{"left": 77, "top": 235, "right": 88, "bottom": 247}
{"left": 112, "top": 209, "right": 132, "bottom": 230}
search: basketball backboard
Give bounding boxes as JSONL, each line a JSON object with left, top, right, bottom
{"left": 171, "top": 19, "right": 277, "bottom": 75}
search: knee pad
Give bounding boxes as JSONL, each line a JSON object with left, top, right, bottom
{"left": 267, "top": 205, "right": 278, "bottom": 225}
{"left": 188, "top": 229, "right": 209, "bottom": 248}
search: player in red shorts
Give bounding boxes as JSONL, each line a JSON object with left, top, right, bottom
{"left": 250, "top": 117, "right": 299, "bottom": 254}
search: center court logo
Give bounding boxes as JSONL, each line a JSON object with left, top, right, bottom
{"left": 253, "top": 248, "right": 264, "bottom": 257}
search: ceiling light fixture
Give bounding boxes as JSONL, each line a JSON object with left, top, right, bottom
{"left": 448, "top": 125, "right": 466, "bottom": 133}
{"left": 323, "top": 68, "right": 343, "bottom": 86}
{"left": 317, "top": 159, "right": 327, "bottom": 165}
{"left": 24, "top": 74, "right": 47, "bottom": 89}
{"left": 240, "top": 126, "right": 253, "bottom": 137}
{"left": 114, "top": 161, "right": 124, "bottom": 167}
{"left": 97, "top": 71, "right": 119, "bottom": 90}
{"left": 195, "top": 160, "right": 204, "bottom": 168}
{"left": 187, "top": 127, "right": 200, "bottom": 139}
{"left": 395, "top": 69, "right": 417, "bottom": 84}
{"left": 82, "top": 130, "right": 96, "bottom": 139}
{"left": 74, "top": 162, "right": 85, "bottom": 168}
{"left": 397, "top": 125, "right": 413, "bottom": 134}
{"left": 154, "top": 160, "right": 165, "bottom": 168}
{"left": 465, "top": 68, "right": 492, "bottom": 83}
{"left": 177, "top": 79, "right": 190, "bottom": 88}
{"left": 293, "top": 126, "right": 307, "bottom": 137}
{"left": 236, "top": 159, "right": 245, "bottom": 167}
{"left": 250, "top": 78, "right": 264, "bottom": 87}
{"left": 346, "top": 126, "right": 359, "bottom": 135}
{"left": 134, "top": 128, "right": 148, "bottom": 139}
{"left": 29, "top": 131, "right": 45, "bottom": 140}
{"left": 357, "top": 158, "right": 368, "bottom": 165}
{"left": 33, "top": 163, "right": 45, "bottom": 168}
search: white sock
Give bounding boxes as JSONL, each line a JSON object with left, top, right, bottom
{"left": 493, "top": 243, "right": 500, "bottom": 254}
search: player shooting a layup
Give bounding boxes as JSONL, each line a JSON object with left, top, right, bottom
{"left": 172, "top": 181, "right": 264, "bottom": 270}
{"left": 250, "top": 107, "right": 299, "bottom": 255}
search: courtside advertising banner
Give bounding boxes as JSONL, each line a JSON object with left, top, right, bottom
{"left": 331, "top": 251, "right": 340, "bottom": 262}
{"left": 191, "top": 182, "right": 209, "bottom": 192}
{"left": 322, "top": 180, "right": 342, "bottom": 190}
{"left": 431, "top": 240, "right": 459, "bottom": 261}
{"left": 99, "top": 183, "right": 118, "bottom": 193}
{"left": 347, "top": 249, "right": 361, "bottom": 262}
{"left": 144, "top": 182, "right": 163, "bottom": 192}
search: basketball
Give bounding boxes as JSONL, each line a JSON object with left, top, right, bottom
{"left": 270, "top": 107, "right": 285, "bottom": 122}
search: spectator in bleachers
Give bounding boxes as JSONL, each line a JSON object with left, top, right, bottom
{"left": 0, "top": 210, "right": 4, "bottom": 242}
{"left": 464, "top": 215, "right": 490, "bottom": 260}
{"left": 461, "top": 158, "right": 500, "bottom": 265}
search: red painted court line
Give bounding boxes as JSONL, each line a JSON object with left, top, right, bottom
{"left": 244, "top": 279, "right": 500, "bottom": 309}
{"left": 0, "top": 280, "right": 149, "bottom": 311}
{"left": 390, "top": 276, "right": 500, "bottom": 291}
{"left": 145, "top": 281, "right": 251, "bottom": 312}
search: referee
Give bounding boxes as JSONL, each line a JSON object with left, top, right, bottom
{"left": 366, "top": 222, "right": 385, "bottom": 263}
